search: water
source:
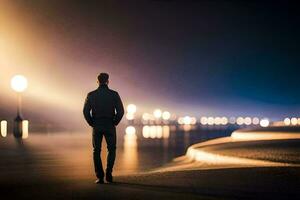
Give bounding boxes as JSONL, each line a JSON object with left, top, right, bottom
{"left": 0, "top": 125, "right": 234, "bottom": 181}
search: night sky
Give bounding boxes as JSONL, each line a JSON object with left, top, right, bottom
{"left": 0, "top": 0, "right": 299, "bottom": 127}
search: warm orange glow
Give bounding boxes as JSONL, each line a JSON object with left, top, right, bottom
{"left": 183, "top": 124, "right": 192, "bottom": 131}
{"left": 231, "top": 130, "right": 300, "bottom": 141}
{"left": 186, "top": 146, "right": 280, "bottom": 166}
{"left": 123, "top": 127, "right": 138, "bottom": 171}
{"left": 162, "top": 125, "right": 170, "bottom": 138}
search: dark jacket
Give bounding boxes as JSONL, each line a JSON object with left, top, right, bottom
{"left": 83, "top": 84, "right": 124, "bottom": 128}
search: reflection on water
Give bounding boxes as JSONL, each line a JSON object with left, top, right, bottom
{"left": 22, "top": 120, "right": 29, "bottom": 139}
{"left": 1, "top": 120, "right": 7, "bottom": 137}
{"left": 123, "top": 126, "right": 138, "bottom": 171}
{"left": 142, "top": 125, "right": 170, "bottom": 139}
{"left": 0, "top": 125, "right": 235, "bottom": 180}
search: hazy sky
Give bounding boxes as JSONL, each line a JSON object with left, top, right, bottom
{"left": 1, "top": 0, "right": 299, "bottom": 127}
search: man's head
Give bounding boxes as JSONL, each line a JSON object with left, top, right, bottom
{"left": 98, "top": 73, "right": 109, "bottom": 85}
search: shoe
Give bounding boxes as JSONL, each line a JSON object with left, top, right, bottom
{"left": 95, "top": 179, "right": 104, "bottom": 184}
{"left": 106, "top": 172, "right": 113, "bottom": 183}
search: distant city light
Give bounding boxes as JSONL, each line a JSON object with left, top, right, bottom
{"left": 153, "top": 109, "right": 162, "bottom": 119}
{"left": 214, "top": 117, "right": 221, "bottom": 125}
{"left": 1, "top": 120, "right": 7, "bottom": 137}
{"left": 244, "top": 117, "right": 252, "bottom": 125}
{"left": 200, "top": 117, "right": 208, "bottom": 125}
{"left": 221, "top": 117, "right": 228, "bottom": 125}
{"left": 291, "top": 117, "right": 298, "bottom": 126}
{"left": 252, "top": 117, "right": 260, "bottom": 125}
{"left": 142, "top": 113, "right": 150, "bottom": 121}
{"left": 236, "top": 117, "right": 244, "bottom": 125}
{"left": 126, "top": 113, "right": 134, "bottom": 120}
{"left": 11, "top": 75, "right": 28, "bottom": 92}
{"left": 284, "top": 118, "right": 291, "bottom": 126}
{"left": 207, "top": 117, "right": 214, "bottom": 125}
{"left": 178, "top": 117, "right": 184, "bottom": 125}
{"left": 127, "top": 104, "right": 137, "bottom": 114}
{"left": 183, "top": 116, "right": 192, "bottom": 125}
{"left": 162, "top": 111, "right": 171, "bottom": 120}
{"left": 229, "top": 117, "right": 236, "bottom": 124}
{"left": 190, "top": 117, "right": 197, "bottom": 125}
{"left": 22, "top": 120, "right": 29, "bottom": 139}
{"left": 260, "top": 119, "right": 269, "bottom": 127}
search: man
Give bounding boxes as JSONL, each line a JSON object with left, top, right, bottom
{"left": 83, "top": 73, "right": 124, "bottom": 184}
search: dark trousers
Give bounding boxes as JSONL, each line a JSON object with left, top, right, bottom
{"left": 92, "top": 127, "right": 116, "bottom": 179}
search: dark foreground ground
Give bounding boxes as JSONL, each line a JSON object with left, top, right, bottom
{"left": 2, "top": 167, "right": 300, "bottom": 200}
{"left": 1, "top": 132, "right": 300, "bottom": 199}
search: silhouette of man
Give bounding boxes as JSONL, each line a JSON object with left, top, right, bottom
{"left": 83, "top": 73, "right": 124, "bottom": 184}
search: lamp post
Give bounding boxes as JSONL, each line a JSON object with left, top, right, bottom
{"left": 11, "top": 75, "right": 28, "bottom": 138}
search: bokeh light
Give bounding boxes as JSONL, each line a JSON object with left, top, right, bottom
{"left": 126, "top": 113, "right": 134, "bottom": 120}
{"left": 1, "top": 120, "right": 7, "bottom": 137}
{"left": 236, "top": 117, "right": 244, "bottom": 125}
{"left": 126, "top": 104, "right": 137, "bottom": 114}
{"left": 284, "top": 118, "right": 291, "bottom": 126}
{"left": 125, "top": 126, "right": 136, "bottom": 135}
{"left": 162, "top": 111, "right": 171, "bottom": 120}
{"left": 22, "top": 120, "right": 29, "bottom": 139}
{"left": 244, "top": 117, "right": 252, "bottom": 125}
{"left": 200, "top": 117, "right": 208, "bottom": 125}
{"left": 11, "top": 75, "right": 28, "bottom": 92}
{"left": 291, "top": 117, "right": 298, "bottom": 126}
{"left": 252, "top": 117, "right": 260, "bottom": 125}
{"left": 153, "top": 109, "right": 162, "bottom": 119}
{"left": 260, "top": 119, "right": 269, "bottom": 127}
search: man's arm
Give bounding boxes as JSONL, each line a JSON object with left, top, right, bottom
{"left": 83, "top": 94, "right": 93, "bottom": 127}
{"left": 114, "top": 92, "right": 124, "bottom": 125}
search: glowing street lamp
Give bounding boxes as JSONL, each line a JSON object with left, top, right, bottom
{"left": 11, "top": 75, "right": 28, "bottom": 138}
